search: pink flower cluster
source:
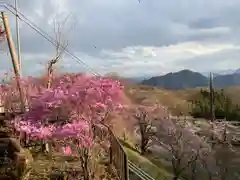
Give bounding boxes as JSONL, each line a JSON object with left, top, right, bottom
{"left": 4, "top": 73, "right": 124, "bottom": 148}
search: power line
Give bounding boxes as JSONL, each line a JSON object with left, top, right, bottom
{"left": 5, "top": 4, "right": 100, "bottom": 76}
{"left": 7, "top": 5, "right": 100, "bottom": 76}
{"left": 2, "top": 3, "right": 101, "bottom": 76}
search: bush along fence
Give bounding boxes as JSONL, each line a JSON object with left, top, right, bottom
{"left": 0, "top": 108, "right": 130, "bottom": 180}
{"left": 109, "top": 129, "right": 129, "bottom": 180}
{"left": 93, "top": 124, "right": 129, "bottom": 180}
{"left": 0, "top": 106, "right": 156, "bottom": 180}
{"left": 93, "top": 124, "right": 156, "bottom": 180}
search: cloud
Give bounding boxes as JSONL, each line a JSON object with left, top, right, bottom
{"left": 176, "top": 47, "right": 240, "bottom": 71}
{"left": 1, "top": 0, "right": 240, "bottom": 77}
{"left": 96, "top": 42, "right": 239, "bottom": 76}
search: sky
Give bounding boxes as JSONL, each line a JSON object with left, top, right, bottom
{"left": 1, "top": 0, "right": 240, "bottom": 77}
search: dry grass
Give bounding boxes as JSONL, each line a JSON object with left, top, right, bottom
{"left": 124, "top": 84, "right": 240, "bottom": 116}
{"left": 224, "top": 86, "right": 240, "bottom": 104}
{"left": 124, "top": 146, "right": 173, "bottom": 180}
{"left": 28, "top": 151, "right": 83, "bottom": 179}
{"left": 26, "top": 140, "right": 114, "bottom": 180}
{"left": 122, "top": 84, "right": 240, "bottom": 180}
{"left": 125, "top": 85, "right": 191, "bottom": 115}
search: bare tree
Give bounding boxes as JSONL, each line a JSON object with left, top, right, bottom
{"left": 131, "top": 104, "right": 169, "bottom": 154}
{"left": 47, "top": 15, "right": 69, "bottom": 89}
{"left": 200, "top": 121, "right": 240, "bottom": 180}
{"left": 44, "top": 14, "right": 71, "bottom": 154}
{"left": 155, "top": 118, "right": 206, "bottom": 180}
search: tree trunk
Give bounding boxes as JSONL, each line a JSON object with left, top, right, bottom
{"left": 19, "top": 131, "right": 27, "bottom": 147}
{"left": 140, "top": 143, "right": 146, "bottom": 154}
{"left": 80, "top": 148, "right": 90, "bottom": 180}
{"left": 45, "top": 66, "right": 53, "bottom": 154}
{"left": 172, "top": 176, "right": 179, "bottom": 180}
{"left": 47, "top": 68, "right": 53, "bottom": 89}
{"left": 191, "top": 162, "right": 197, "bottom": 180}
{"left": 140, "top": 137, "right": 147, "bottom": 154}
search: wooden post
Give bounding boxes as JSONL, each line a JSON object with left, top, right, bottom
{"left": 209, "top": 72, "right": 215, "bottom": 147}
{"left": 123, "top": 153, "right": 129, "bottom": 180}
{"left": 0, "top": 95, "right": 4, "bottom": 114}
{"left": 1, "top": 12, "right": 25, "bottom": 112}
{"left": 209, "top": 72, "right": 215, "bottom": 122}
{"left": 1, "top": 12, "right": 26, "bottom": 146}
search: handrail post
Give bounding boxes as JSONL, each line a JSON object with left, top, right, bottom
{"left": 108, "top": 127, "right": 129, "bottom": 180}
{"left": 124, "top": 153, "right": 129, "bottom": 180}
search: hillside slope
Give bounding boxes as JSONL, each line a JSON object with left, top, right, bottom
{"left": 125, "top": 84, "right": 191, "bottom": 115}
{"left": 125, "top": 84, "right": 240, "bottom": 116}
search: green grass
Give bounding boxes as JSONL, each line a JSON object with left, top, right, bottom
{"left": 119, "top": 138, "right": 171, "bottom": 170}
{"left": 123, "top": 146, "right": 173, "bottom": 180}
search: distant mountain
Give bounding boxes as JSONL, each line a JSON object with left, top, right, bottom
{"left": 129, "top": 76, "right": 151, "bottom": 83}
{"left": 141, "top": 69, "right": 240, "bottom": 89}
{"left": 213, "top": 73, "right": 240, "bottom": 88}
{"left": 142, "top": 69, "right": 209, "bottom": 90}
{"left": 235, "top": 68, "right": 240, "bottom": 74}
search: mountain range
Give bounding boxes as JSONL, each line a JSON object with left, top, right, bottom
{"left": 141, "top": 69, "right": 240, "bottom": 90}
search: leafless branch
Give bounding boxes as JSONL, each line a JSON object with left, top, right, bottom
{"left": 155, "top": 118, "right": 206, "bottom": 180}
{"left": 47, "top": 15, "right": 70, "bottom": 89}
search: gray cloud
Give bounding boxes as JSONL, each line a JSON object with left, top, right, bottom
{"left": 188, "top": 18, "right": 221, "bottom": 29}
{"left": 12, "top": 0, "right": 240, "bottom": 54}
{"left": 1, "top": 0, "right": 240, "bottom": 76}
{"left": 176, "top": 48, "right": 240, "bottom": 72}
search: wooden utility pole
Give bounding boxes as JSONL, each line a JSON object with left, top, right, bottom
{"left": 15, "top": 0, "right": 22, "bottom": 76}
{"left": 209, "top": 72, "right": 215, "bottom": 148}
{"left": 2, "top": 12, "right": 27, "bottom": 146}
{"left": 1, "top": 12, "right": 25, "bottom": 111}
{"left": 209, "top": 72, "right": 215, "bottom": 122}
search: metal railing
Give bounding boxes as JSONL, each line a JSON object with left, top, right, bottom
{"left": 93, "top": 124, "right": 129, "bottom": 180}
{"left": 109, "top": 129, "right": 129, "bottom": 180}
{"left": 94, "top": 124, "right": 156, "bottom": 180}
{"left": 128, "top": 160, "right": 155, "bottom": 180}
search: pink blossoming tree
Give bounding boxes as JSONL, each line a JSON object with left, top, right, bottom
{"left": 1, "top": 73, "right": 124, "bottom": 180}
